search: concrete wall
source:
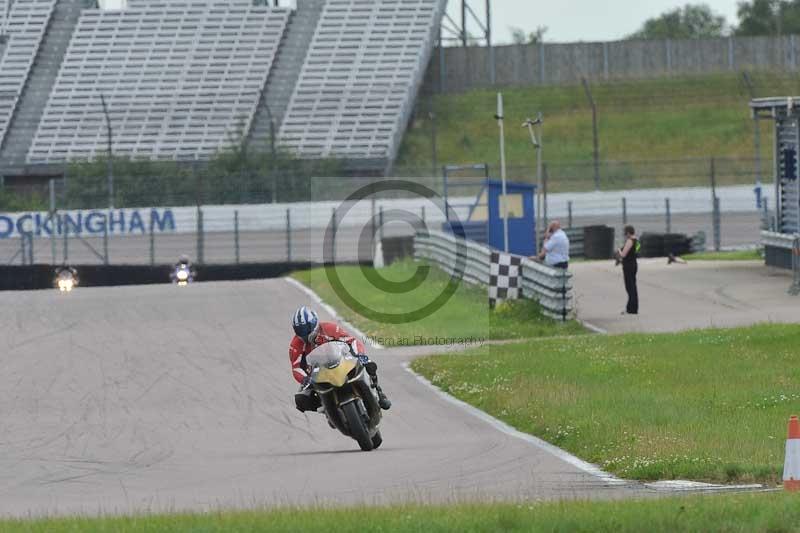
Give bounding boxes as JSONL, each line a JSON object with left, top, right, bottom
{"left": 425, "top": 35, "right": 800, "bottom": 92}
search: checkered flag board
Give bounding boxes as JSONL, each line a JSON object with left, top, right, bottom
{"left": 489, "top": 252, "right": 522, "bottom": 309}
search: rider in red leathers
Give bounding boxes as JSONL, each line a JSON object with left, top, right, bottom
{"left": 290, "top": 306, "right": 391, "bottom": 412}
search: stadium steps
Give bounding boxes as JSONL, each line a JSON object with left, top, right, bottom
{"left": 246, "top": 0, "right": 325, "bottom": 154}
{"left": 0, "top": 0, "right": 83, "bottom": 168}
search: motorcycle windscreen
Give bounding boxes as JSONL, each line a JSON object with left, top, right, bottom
{"left": 308, "top": 342, "right": 357, "bottom": 388}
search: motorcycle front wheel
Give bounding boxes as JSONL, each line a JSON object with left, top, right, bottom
{"left": 342, "top": 401, "right": 373, "bottom": 451}
{"left": 371, "top": 430, "right": 383, "bottom": 449}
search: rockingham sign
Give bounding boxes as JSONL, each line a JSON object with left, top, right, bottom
{"left": 0, "top": 208, "right": 177, "bottom": 239}
{"left": 0, "top": 199, "right": 453, "bottom": 240}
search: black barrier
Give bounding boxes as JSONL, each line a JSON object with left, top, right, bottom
{"left": 0, "top": 262, "right": 367, "bottom": 291}
{"left": 765, "top": 246, "right": 792, "bottom": 270}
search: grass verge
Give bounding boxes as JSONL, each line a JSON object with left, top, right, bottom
{"left": 4, "top": 493, "right": 800, "bottom": 532}
{"left": 292, "top": 260, "right": 584, "bottom": 344}
{"left": 685, "top": 249, "right": 762, "bottom": 261}
{"left": 396, "top": 73, "right": 795, "bottom": 190}
{"left": 412, "top": 324, "right": 800, "bottom": 484}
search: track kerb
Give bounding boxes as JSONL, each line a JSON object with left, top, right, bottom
{"left": 784, "top": 415, "right": 800, "bottom": 491}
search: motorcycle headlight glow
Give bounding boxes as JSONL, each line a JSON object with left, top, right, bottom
{"left": 176, "top": 270, "right": 189, "bottom": 281}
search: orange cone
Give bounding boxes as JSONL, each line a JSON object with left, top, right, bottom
{"left": 784, "top": 416, "right": 800, "bottom": 491}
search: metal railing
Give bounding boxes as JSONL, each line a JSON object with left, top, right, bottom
{"left": 414, "top": 229, "right": 574, "bottom": 321}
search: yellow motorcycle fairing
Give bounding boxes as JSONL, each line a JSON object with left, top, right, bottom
{"left": 313, "top": 357, "right": 357, "bottom": 388}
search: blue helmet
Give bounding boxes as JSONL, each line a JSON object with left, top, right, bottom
{"left": 292, "top": 306, "right": 319, "bottom": 341}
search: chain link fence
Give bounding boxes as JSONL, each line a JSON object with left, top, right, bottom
{"left": 0, "top": 176, "right": 446, "bottom": 267}
{"left": 0, "top": 164, "right": 770, "bottom": 266}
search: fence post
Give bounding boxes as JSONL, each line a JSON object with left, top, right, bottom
{"left": 763, "top": 197, "right": 771, "bottom": 230}
{"left": 20, "top": 234, "right": 27, "bottom": 265}
{"left": 149, "top": 216, "right": 155, "bottom": 266}
{"left": 196, "top": 208, "right": 204, "bottom": 265}
{"left": 790, "top": 235, "right": 800, "bottom": 295}
{"left": 286, "top": 208, "right": 292, "bottom": 263}
{"left": 103, "top": 214, "right": 109, "bottom": 265}
{"left": 665, "top": 39, "right": 672, "bottom": 73}
{"left": 728, "top": 36, "right": 735, "bottom": 70}
{"left": 49, "top": 179, "right": 56, "bottom": 265}
{"left": 567, "top": 201, "right": 573, "bottom": 228}
{"left": 421, "top": 205, "right": 426, "bottom": 227}
{"left": 622, "top": 197, "right": 627, "bottom": 226}
{"left": 713, "top": 196, "right": 721, "bottom": 252}
{"left": 665, "top": 198, "right": 671, "bottom": 233}
{"left": 63, "top": 214, "right": 68, "bottom": 264}
{"left": 234, "top": 210, "right": 240, "bottom": 265}
{"left": 581, "top": 78, "right": 600, "bottom": 190}
{"left": 27, "top": 233, "right": 33, "bottom": 265}
{"left": 379, "top": 205, "right": 385, "bottom": 240}
{"left": 542, "top": 162, "right": 549, "bottom": 228}
{"left": 539, "top": 42, "right": 546, "bottom": 84}
{"left": 331, "top": 207, "right": 337, "bottom": 264}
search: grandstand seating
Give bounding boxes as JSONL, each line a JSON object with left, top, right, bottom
{"left": 126, "top": 0, "right": 253, "bottom": 8}
{"left": 0, "top": 0, "right": 56, "bottom": 150}
{"left": 27, "top": 3, "right": 290, "bottom": 163}
{"left": 0, "top": 0, "right": 447, "bottom": 174}
{"left": 278, "top": 0, "right": 447, "bottom": 165}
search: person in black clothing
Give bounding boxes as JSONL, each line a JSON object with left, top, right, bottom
{"left": 616, "top": 225, "right": 639, "bottom": 315}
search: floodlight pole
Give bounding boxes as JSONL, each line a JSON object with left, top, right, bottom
{"left": 99, "top": 93, "right": 114, "bottom": 209}
{"left": 496, "top": 93, "right": 509, "bottom": 253}
{"left": 524, "top": 114, "right": 543, "bottom": 255}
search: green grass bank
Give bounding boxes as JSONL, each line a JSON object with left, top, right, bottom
{"left": 4, "top": 493, "right": 799, "bottom": 532}
{"left": 396, "top": 73, "right": 797, "bottom": 190}
{"left": 292, "top": 260, "right": 584, "bottom": 344}
{"left": 413, "top": 324, "right": 800, "bottom": 484}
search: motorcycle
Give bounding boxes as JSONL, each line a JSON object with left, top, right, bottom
{"left": 54, "top": 268, "right": 78, "bottom": 292}
{"left": 171, "top": 264, "right": 194, "bottom": 286}
{"left": 306, "top": 341, "right": 384, "bottom": 451}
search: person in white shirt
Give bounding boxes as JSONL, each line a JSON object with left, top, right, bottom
{"left": 537, "top": 220, "right": 570, "bottom": 269}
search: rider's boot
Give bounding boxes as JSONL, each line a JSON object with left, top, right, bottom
{"left": 365, "top": 361, "right": 391, "bottom": 410}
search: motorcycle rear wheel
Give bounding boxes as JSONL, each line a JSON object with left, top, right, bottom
{"left": 342, "top": 402, "right": 373, "bottom": 451}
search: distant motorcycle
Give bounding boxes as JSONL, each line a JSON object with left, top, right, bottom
{"left": 306, "top": 341, "right": 384, "bottom": 451}
{"left": 171, "top": 264, "right": 194, "bottom": 287}
{"left": 54, "top": 267, "right": 78, "bottom": 292}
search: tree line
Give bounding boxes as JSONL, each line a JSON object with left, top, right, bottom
{"left": 510, "top": 1, "right": 800, "bottom": 43}
{"left": 631, "top": 1, "right": 800, "bottom": 40}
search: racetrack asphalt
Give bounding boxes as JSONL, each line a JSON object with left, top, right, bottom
{"left": 0, "top": 279, "right": 648, "bottom": 518}
{"left": 571, "top": 259, "right": 798, "bottom": 334}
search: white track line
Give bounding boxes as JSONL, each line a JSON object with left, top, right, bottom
{"left": 403, "top": 362, "right": 628, "bottom": 487}
{"left": 578, "top": 320, "right": 608, "bottom": 335}
{"left": 283, "top": 277, "right": 384, "bottom": 349}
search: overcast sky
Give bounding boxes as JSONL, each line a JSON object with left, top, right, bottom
{"left": 98, "top": 0, "right": 742, "bottom": 44}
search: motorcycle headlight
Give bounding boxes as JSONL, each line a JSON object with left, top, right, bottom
{"left": 177, "top": 270, "right": 188, "bottom": 281}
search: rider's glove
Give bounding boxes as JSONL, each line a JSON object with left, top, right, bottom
{"left": 301, "top": 375, "right": 312, "bottom": 389}
{"left": 356, "top": 354, "right": 370, "bottom": 366}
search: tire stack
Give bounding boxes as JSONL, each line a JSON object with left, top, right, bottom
{"left": 639, "top": 233, "right": 665, "bottom": 258}
{"left": 583, "top": 225, "right": 615, "bottom": 259}
{"left": 663, "top": 233, "right": 692, "bottom": 256}
{"left": 639, "top": 232, "right": 692, "bottom": 257}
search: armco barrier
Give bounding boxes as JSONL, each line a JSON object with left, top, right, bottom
{"left": 414, "top": 230, "right": 574, "bottom": 321}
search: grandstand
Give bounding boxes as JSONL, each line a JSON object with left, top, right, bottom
{"left": 278, "top": 0, "right": 447, "bottom": 171}
{"left": 0, "top": 0, "right": 447, "bottom": 181}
